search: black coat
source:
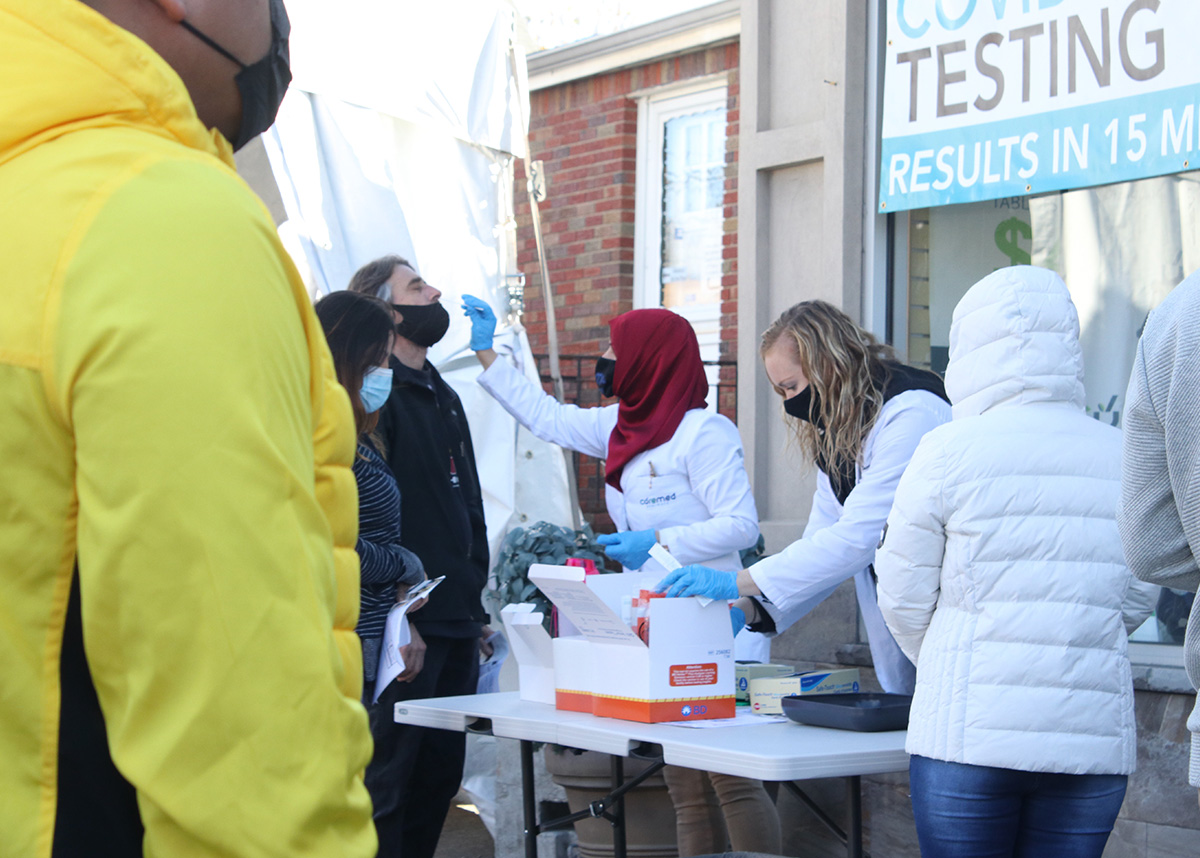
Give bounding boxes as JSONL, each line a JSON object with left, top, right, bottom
{"left": 376, "top": 357, "right": 488, "bottom": 637}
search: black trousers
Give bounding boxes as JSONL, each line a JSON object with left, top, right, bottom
{"left": 366, "top": 634, "right": 479, "bottom": 858}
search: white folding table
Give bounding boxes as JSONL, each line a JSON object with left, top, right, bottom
{"left": 394, "top": 692, "right": 907, "bottom": 858}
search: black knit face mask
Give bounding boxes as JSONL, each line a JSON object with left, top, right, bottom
{"left": 180, "top": 0, "right": 292, "bottom": 152}
{"left": 393, "top": 301, "right": 451, "bottom": 348}
{"left": 783, "top": 384, "right": 821, "bottom": 427}
{"left": 595, "top": 357, "right": 616, "bottom": 397}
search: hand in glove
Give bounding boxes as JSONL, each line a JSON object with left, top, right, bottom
{"left": 461, "top": 294, "right": 497, "bottom": 351}
{"left": 596, "top": 529, "right": 656, "bottom": 570}
{"left": 729, "top": 605, "right": 746, "bottom": 637}
{"left": 656, "top": 565, "right": 739, "bottom": 600}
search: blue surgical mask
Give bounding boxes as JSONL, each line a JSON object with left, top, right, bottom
{"left": 360, "top": 366, "right": 393, "bottom": 413}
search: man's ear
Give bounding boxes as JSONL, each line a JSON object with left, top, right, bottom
{"left": 145, "top": 0, "right": 187, "bottom": 23}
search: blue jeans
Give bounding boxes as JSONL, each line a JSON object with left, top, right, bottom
{"left": 908, "top": 755, "right": 1127, "bottom": 858}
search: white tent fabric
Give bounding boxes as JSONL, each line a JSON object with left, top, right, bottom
{"left": 262, "top": 0, "right": 573, "bottom": 575}
{"left": 285, "top": 0, "right": 527, "bottom": 159}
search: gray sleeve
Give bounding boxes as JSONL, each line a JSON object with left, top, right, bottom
{"left": 1117, "top": 335, "right": 1200, "bottom": 593}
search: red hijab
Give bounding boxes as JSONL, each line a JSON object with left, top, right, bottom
{"left": 605, "top": 309, "right": 709, "bottom": 491}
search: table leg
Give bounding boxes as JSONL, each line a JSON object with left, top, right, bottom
{"left": 610, "top": 755, "right": 627, "bottom": 858}
{"left": 847, "top": 775, "right": 863, "bottom": 858}
{"left": 521, "top": 740, "right": 538, "bottom": 858}
{"left": 783, "top": 779, "right": 869, "bottom": 858}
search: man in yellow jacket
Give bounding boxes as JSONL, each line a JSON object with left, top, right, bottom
{"left": 0, "top": 0, "right": 376, "bottom": 856}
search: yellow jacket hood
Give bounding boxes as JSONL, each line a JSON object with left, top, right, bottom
{"left": 0, "top": 0, "right": 231, "bottom": 168}
{"left": 0, "top": 1, "right": 375, "bottom": 855}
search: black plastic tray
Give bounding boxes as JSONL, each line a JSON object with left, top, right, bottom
{"left": 781, "top": 692, "right": 912, "bottom": 732}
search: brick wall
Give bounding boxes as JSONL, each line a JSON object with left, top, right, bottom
{"left": 518, "top": 43, "right": 740, "bottom": 359}
{"left": 719, "top": 66, "right": 739, "bottom": 413}
{"left": 517, "top": 43, "right": 740, "bottom": 529}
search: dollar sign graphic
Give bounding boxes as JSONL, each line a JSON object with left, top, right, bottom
{"left": 995, "top": 217, "right": 1032, "bottom": 266}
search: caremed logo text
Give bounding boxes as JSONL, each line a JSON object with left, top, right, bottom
{"left": 640, "top": 493, "right": 677, "bottom": 506}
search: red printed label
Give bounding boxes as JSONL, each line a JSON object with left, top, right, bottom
{"left": 669, "top": 663, "right": 718, "bottom": 687}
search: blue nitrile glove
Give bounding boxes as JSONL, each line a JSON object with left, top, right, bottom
{"left": 596, "top": 529, "right": 656, "bottom": 570}
{"left": 729, "top": 605, "right": 746, "bottom": 637}
{"left": 656, "top": 565, "right": 739, "bottom": 600}
{"left": 461, "top": 294, "right": 497, "bottom": 351}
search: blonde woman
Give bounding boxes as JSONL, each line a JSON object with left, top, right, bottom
{"left": 658, "top": 301, "right": 950, "bottom": 693}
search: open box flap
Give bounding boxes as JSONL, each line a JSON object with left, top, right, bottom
{"left": 528, "top": 565, "right": 643, "bottom": 647}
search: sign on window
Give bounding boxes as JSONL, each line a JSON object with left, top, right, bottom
{"left": 879, "top": 0, "right": 1200, "bottom": 212}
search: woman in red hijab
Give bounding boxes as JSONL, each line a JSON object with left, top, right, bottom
{"left": 464, "top": 297, "right": 779, "bottom": 857}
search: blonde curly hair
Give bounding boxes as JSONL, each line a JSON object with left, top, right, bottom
{"left": 760, "top": 301, "right": 895, "bottom": 491}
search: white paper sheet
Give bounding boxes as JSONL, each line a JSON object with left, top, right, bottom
{"left": 373, "top": 605, "right": 412, "bottom": 704}
{"left": 659, "top": 709, "right": 787, "bottom": 728}
{"left": 527, "top": 565, "right": 643, "bottom": 646}
{"left": 371, "top": 577, "right": 447, "bottom": 703}
{"left": 648, "top": 543, "right": 681, "bottom": 573}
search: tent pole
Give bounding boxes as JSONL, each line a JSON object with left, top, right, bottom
{"left": 511, "top": 43, "right": 583, "bottom": 532}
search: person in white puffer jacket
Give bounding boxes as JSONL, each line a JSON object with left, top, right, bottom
{"left": 875, "top": 266, "right": 1158, "bottom": 858}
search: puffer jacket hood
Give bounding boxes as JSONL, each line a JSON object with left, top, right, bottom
{"left": 0, "top": 0, "right": 232, "bottom": 168}
{"left": 945, "top": 265, "right": 1086, "bottom": 419}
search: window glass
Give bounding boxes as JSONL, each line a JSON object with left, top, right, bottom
{"left": 902, "top": 171, "right": 1200, "bottom": 646}
{"left": 661, "top": 107, "right": 726, "bottom": 366}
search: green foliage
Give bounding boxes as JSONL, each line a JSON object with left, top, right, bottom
{"left": 494, "top": 520, "right": 608, "bottom": 629}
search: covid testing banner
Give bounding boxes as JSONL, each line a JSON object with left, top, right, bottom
{"left": 879, "top": 0, "right": 1200, "bottom": 212}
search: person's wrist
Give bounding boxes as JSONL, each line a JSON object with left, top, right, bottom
{"left": 736, "top": 567, "right": 761, "bottom": 598}
{"left": 733, "top": 596, "right": 759, "bottom": 625}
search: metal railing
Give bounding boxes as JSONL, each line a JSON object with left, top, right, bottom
{"left": 531, "top": 354, "right": 738, "bottom": 525}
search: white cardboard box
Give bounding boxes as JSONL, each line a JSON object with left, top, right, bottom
{"left": 735, "top": 662, "right": 794, "bottom": 701}
{"left": 528, "top": 565, "right": 736, "bottom": 722}
{"left": 748, "top": 669, "right": 862, "bottom": 715}
{"left": 498, "top": 604, "right": 556, "bottom": 706}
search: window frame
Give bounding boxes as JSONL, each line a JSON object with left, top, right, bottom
{"left": 632, "top": 76, "right": 730, "bottom": 313}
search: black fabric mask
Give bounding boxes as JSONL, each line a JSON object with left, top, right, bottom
{"left": 595, "top": 357, "right": 616, "bottom": 397}
{"left": 393, "top": 301, "right": 451, "bottom": 348}
{"left": 180, "top": 0, "right": 292, "bottom": 152}
{"left": 783, "top": 384, "right": 821, "bottom": 427}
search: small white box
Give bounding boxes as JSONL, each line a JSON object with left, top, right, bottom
{"left": 499, "top": 604, "right": 556, "bottom": 706}
{"left": 748, "top": 669, "right": 861, "bottom": 715}
{"left": 735, "top": 662, "right": 794, "bottom": 701}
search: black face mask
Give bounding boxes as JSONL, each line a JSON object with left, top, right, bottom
{"left": 595, "top": 357, "right": 616, "bottom": 397}
{"left": 180, "top": 0, "right": 292, "bottom": 152}
{"left": 393, "top": 301, "right": 451, "bottom": 348}
{"left": 783, "top": 384, "right": 821, "bottom": 427}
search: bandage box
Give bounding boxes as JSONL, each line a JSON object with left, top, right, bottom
{"left": 529, "top": 565, "right": 736, "bottom": 723}
{"left": 735, "top": 662, "right": 795, "bottom": 701}
{"left": 748, "top": 669, "right": 861, "bottom": 715}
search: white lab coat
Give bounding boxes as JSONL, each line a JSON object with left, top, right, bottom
{"left": 478, "top": 358, "right": 769, "bottom": 658}
{"left": 747, "top": 389, "right": 952, "bottom": 693}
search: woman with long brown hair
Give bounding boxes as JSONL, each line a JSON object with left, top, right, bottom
{"left": 314, "top": 289, "right": 427, "bottom": 692}
{"left": 659, "top": 300, "right": 951, "bottom": 693}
